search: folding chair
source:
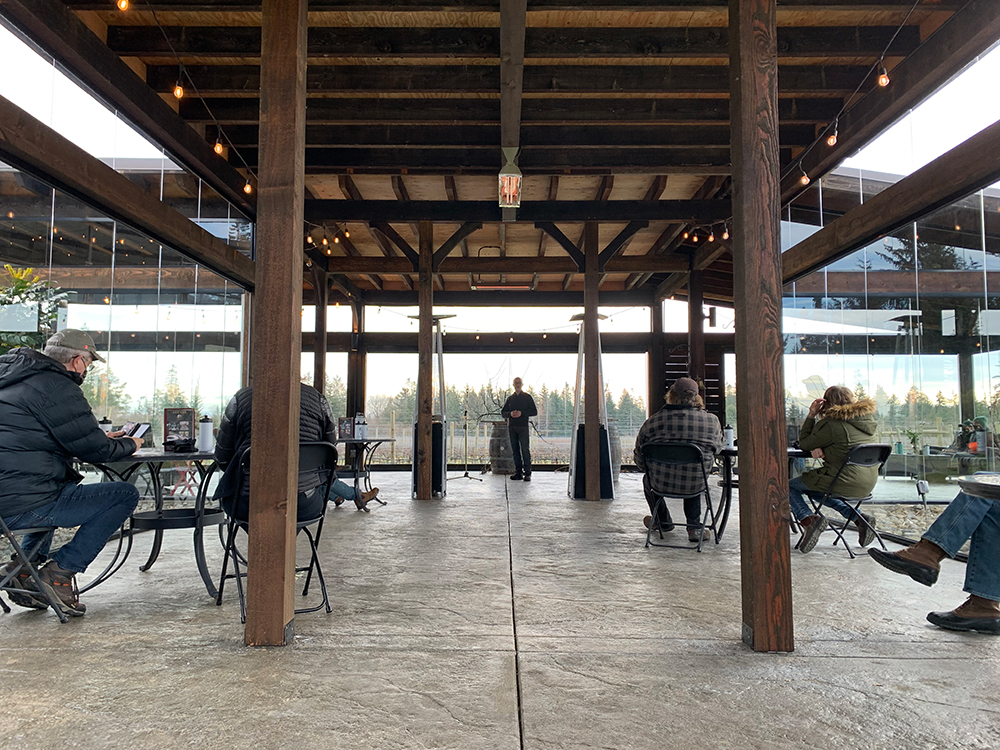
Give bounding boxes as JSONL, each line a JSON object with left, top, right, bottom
{"left": 216, "top": 441, "right": 338, "bottom": 622}
{"left": 802, "top": 443, "right": 892, "bottom": 559}
{"left": 641, "top": 441, "right": 717, "bottom": 552}
{"left": 0, "top": 516, "right": 69, "bottom": 623}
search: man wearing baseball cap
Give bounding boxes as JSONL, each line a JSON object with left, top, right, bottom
{"left": 633, "top": 377, "right": 723, "bottom": 543}
{"left": 0, "top": 329, "right": 142, "bottom": 617}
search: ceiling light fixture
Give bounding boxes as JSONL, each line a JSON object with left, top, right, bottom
{"left": 498, "top": 147, "right": 522, "bottom": 208}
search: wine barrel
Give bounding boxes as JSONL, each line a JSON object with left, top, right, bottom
{"left": 488, "top": 421, "right": 515, "bottom": 474}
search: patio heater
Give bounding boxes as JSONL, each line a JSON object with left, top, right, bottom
{"left": 567, "top": 313, "right": 615, "bottom": 500}
{"left": 409, "top": 314, "right": 454, "bottom": 497}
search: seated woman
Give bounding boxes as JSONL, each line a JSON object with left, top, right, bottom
{"left": 942, "top": 420, "right": 974, "bottom": 454}
{"left": 790, "top": 386, "right": 880, "bottom": 553}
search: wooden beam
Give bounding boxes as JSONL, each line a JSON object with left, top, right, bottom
{"left": 245, "top": 0, "right": 308, "bottom": 648}
{"left": 649, "top": 302, "right": 666, "bottom": 415}
{"left": 0, "top": 0, "right": 255, "bottom": 219}
{"left": 110, "top": 25, "right": 918, "bottom": 60}
{"left": 308, "top": 200, "right": 731, "bottom": 224}
{"left": 416, "top": 221, "right": 434, "bottom": 500}
{"left": 500, "top": 0, "right": 527, "bottom": 150}
{"left": 66, "top": 1, "right": 964, "bottom": 11}
{"left": 188, "top": 96, "right": 842, "bottom": 126}
{"left": 0, "top": 94, "right": 254, "bottom": 290}
{"left": 370, "top": 222, "right": 419, "bottom": 267}
{"left": 789, "top": 271, "right": 995, "bottom": 297}
{"left": 535, "top": 223, "right": 585, "bottom": 270}
{"left": 688, "top": 270, "right": 706, "bottom": 384}
{"left": 432, "top": 223, "right": 483, "bottom": 270}
{"left": 598, "top": 221, "right": 648, "bottom": 269}
{"left": 782, "top": 0, "right": 1000, "bottom": 201}
{"left": 783, "top": 118, "right": 1000, "bottom": 283}
{"left": 730, "top": 0, "right": 794, "bottom": 653}
{"left": 583, "top": 222, "right": 601, "bottom": 502}
{"left": 311, "top": 265, "right": 328, "bottom": 393}
{"left": 319, "top": 255, "right": 690, "bottom": 274}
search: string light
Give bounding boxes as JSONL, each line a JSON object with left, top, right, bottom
{"left": 799, "top": 169, "right": 811, "bottom": 186}
{"left": 173, "top": 73, "right": 184, "bottom": 100}
{"left": 682, "top": 231, "right": 689, "bottom": 239}
{"left": 877, "top": 63, "right": 890, "bottom": 88}
{"left": 243, "top": 180, "right": 253, "bottom": 194}
{"left": 826, "top": 119, "right": 839, "bottom": 147}
{"left": 306, "top": 234, "right": 313, "bottom": 244}
{"left": 321, "top": 237, "right": 328, "bottom": 246}
{"left": 692, "top": 233, "right": 698, "bottom": 243}
{"left": 214, "top": 139, "right": 224, "bottom": 155}
{"left": 708, "top": 231, "right": 715, "bottom": 243}
{"left": 333, "top": 236, "right": 340, "bottom": 244}
{"left": 344, "top": 229, "right": 350, "bottom": 239}
{"left": 117, "top": 0, "right": 129, "bottom": 10}
{"left": 722, "top": 226, "right": 730, "bottom": 241}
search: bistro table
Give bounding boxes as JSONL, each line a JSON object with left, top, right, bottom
{"left": 333, "top": 437, "right": 395, "bottom": 510}
{"left": 716, "top": 446, "right": 811, "bottom": 540}
{"left": 90, "top": 449, "right": 223, "bottom": 597}
{"left": 957, "top": 473, "right": 1000, "bottom": 501}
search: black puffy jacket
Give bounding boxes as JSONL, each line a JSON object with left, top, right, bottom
{"left": 213, "top": 383, "right": 338, "bottom": 502}
{"left": 0, "top": 347, "right": 138, "bottom": 518}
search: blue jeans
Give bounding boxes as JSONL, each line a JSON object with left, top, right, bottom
{"left": 788, "top": 475, "right": 856, "bottom": 522}
{"left": 3, "top": 481, "right": 139, "bottom": 574}
{"left": 923, "top": 481, "right": 1000, "bottom": 602}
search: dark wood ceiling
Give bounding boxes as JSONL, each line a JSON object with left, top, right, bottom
{"left": 5, "top": 1, "right": 998, "bottom": 302}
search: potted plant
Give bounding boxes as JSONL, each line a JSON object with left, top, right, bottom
{"left": 901, "top": 428, "right": 921, "bottom": 455}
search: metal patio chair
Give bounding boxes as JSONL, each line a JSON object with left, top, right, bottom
{"left": 641, "top": 441, "right": 717, "bottom": 552}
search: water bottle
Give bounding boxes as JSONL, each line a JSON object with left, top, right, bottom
{"left": 198, "top": 415, "right": 215, "bottom": 452}
{"left": 99, "top": 416, "right": 112, "bottom": 434}
{"left": 355, "top": 412, "right": 367, "bottom": 440}
{"left": 894, "top": 441, "right": 904, "bottom": 454}
{"left": 723, "top": 424, "right": 735, "bottom": 450}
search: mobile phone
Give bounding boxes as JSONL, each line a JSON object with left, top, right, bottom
{"left": 121, "top": 421, "right": 137, "bottom": 435}
{"left": 129, "top": 423, "right": 151, "bottom": 439}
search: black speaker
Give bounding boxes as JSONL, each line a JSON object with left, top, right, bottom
{"left": 572, "top": 424, "right": 614, "bottom": 499}
{"left": 412, "top": 420, "right": 445, "bottom": 496}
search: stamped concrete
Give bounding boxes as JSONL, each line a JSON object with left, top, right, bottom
{"left": 2, "top": 470, "right": 998, "bottom": 749}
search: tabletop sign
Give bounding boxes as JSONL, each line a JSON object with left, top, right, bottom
{"left": 338, "top": 417, "right": 355, "bottom": 439}
{"left": 164, "top": 407, "right": 197, "bottom": 444}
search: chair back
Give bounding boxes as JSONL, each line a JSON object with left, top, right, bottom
{"left": 641, "top": 441, "right": 706, "bottom": 467}
{"left": 844, "top": 443, "right": 892, "bottom": 469}
{"left": 232, "top": 441, "right": 340, "bottom": 509}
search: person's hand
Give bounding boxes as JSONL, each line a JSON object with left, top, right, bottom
{"left": 129, "top": 437, "right": 145, "bottom": 450}
{"left": 810, "top": 447, "right": 825, "bottom": 460}
{"left": 807, "top": 398, "right": 825, "bottom": 418}
{"left": 108, "top": 429, "right": 126, "bottom": 438}
{"left": 511, "top": 410, "right": 521, "bottom": 418}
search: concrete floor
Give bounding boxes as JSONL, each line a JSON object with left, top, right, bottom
{"left": 2, "top": 471, "right": 998, "bottom": 749}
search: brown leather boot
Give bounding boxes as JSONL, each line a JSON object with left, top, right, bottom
{"left": 927, "top": 595, "right": 1000, "bottom": 634}
{"left": 868, "top": 538, "right": 946, "bottom": 586}
{"left": 897, "top": 538, "right": 947, "bottom": 569}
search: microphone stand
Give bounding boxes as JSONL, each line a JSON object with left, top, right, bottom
{"left": 448, "top": 397, "right": 483, "bottom": 482}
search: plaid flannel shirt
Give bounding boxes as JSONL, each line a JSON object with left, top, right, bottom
{"left": 633, "top": 405, "right": 723, "bottom": 497}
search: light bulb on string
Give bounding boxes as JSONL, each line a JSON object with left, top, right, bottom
{"left": 799, "top": 168, "right": 811, "bottom": 186}
{"left": 214, "top": 139, "right": 224, "bottom": 155}
{"left": 117, "top": 0, "right": 129, "bottom": 10}
{"left": 692, "top": 233, "right": 698, "bottom": 243}
{"left": 722, "top": 226, "right": 730, "bottom": 241}
{"left": 321, "top": 237, "right": 328, "bottom": 246}
{"left": 877, "top": 64, "right": 890, "bottom": 88}
{"left": 708, "top": 230, "right": 715, "bottom": 243}
{"left": 826, "top": 120, "right": 839, "bottom": 147}
{"left": 306, "top": 234, "right": 313, "bottom": 244}
{"left": 243, "top": 180, "right": 253, "bottom": 194}
{"left": 173, "top": 74, "right": 184, "bottom": 99}
{"left": 333, "top": 236, "right": 339, "bottom": 244}
{"left": 682, "top": 231, "right": 689, "bottom": 239}
{"left": 344, "top": 229, "right": 350, "bottom": 238}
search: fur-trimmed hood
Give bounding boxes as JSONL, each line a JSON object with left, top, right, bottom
{"left": 821, "top": 398, "right": 877, "bottom": 421}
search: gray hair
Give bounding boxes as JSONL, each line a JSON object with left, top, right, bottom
{"left": 43, "top": 344, "right": 89, "bottom": 365}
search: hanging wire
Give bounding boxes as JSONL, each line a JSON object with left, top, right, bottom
{"left": 783, "top": 0, "right": 925, "bottom": 186}
{"left": 140, "top": 0, "right": 257, "bottom": 184}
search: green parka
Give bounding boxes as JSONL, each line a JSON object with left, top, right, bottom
{"left": 798, "top": 398, "right": 879, "bottom": 498}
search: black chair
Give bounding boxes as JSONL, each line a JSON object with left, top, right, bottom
{"left": 0, "top": 516, "right": 68, "bottom": 623}
{"left": 216, "top": 441, "right": 338, "bottom": 622}
{"left": 802, "top": 443, "right": 892, "bottom": 559}
{"left": 640, "top": 441, "right": 717, "bottom": 552}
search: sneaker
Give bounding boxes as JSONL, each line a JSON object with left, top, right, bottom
{"left": 510, "top": 473, "right": 523, "bottom": 481}
{"left": 856, "top": 513, "right": 877, "bottom": 547}
{"left": 688, "top": 527, "right": 711, "bottom": 543}
{"left": 798, "top": 514, "right": 828, "bottom": 553}
{"left": 28, "top": 562, "right": 86, "bottom": 617}
{"left": 1, "top": 561, "right": 48, "bottom": 610}
{"left": 523, "top": 474, "right": 531, "bottom": 482}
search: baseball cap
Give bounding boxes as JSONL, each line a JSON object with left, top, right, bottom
{"left": 669, "top": 377, "right": 699, "bottom": 397}
{"left": 46, "top": 329, "right": 106, "bottom": 363}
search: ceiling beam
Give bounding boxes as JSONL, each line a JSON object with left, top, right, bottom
{"left": 184, "top": 96, "right": 843, "bottom": 126}
{"left": 62, "top": 1, "right": 964, "bottom": 11}
{"left": 109, "top": 26, "right": 918, "bottom": 60}
{"left": 782, "top": 0, "right": 1000, "bottom": 202}
{"left": 307, "top": 199, "right": 731, "bottom": 223}
{"left": 0, "top": 0, "right": 256, "bottom": 220}
{"left": 783, "top": 117, "right": 1000, "bottom": 284}
{"left": 0, "top": 93, "right": 255, "bottom": 289}
{"left": 321, "top": 254, "right": 689, "bottom": 274}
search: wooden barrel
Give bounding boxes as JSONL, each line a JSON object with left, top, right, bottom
{"left": 488, "top": 421, "right": 515, "bottom": 474}
{"left": 607, "top": 418, "right": 622, "bottom": 482}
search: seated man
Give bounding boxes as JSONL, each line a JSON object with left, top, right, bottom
{"left": 214, "top": 382, "right": 378, "bottom": 521}
{"left": 633, "top": 377, "right": 722, "bottom": 543}
{"left": 942, "top": 420, "right": 974, "bottom": 454}
{"left": 0, "top": 329, "right": 143, "bottom": 617}
{"left": 869, "top": 480, "right": 1000, "bottom": 635}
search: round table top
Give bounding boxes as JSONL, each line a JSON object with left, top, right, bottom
{"left": 957, "top": 474, "right": 1000, "bottom": 501}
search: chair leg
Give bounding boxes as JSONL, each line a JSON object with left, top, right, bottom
{"left": 216, "top": 518, "right": 236, "bottom": 607}
{"left": 1, "top": 529, "right": 69, "bottom": 623}
{"left": 301, "top": 516, "right": 326, "bottom": 596}
{"left": 645, "top": 497, "right": 667, "bottom": 548}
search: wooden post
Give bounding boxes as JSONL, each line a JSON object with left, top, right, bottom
{"left": 958, "top": 350, "right": 975, "bottom": 422}
{"left": 245, "top": 0, "right": 307, "bottom": 648}
{"left": 648, "top": 301, "right": 665, "bottom": 415}
{"left": 688, "top": 269, "right": 706, "bottom": 386}
{"left": 311, "top": 265, "right": 328, "bottom": 394}
{"left": 416, "top": 220, "right": 434, "bottom": 499}
{"left": 584, "top": 222, "right": 601, "bottom": 501}
{"left": 346, "top": 301, "right": 366, "bottom": 417}
{"left": 730, "top": 0, "right": 794, "bottom": 652}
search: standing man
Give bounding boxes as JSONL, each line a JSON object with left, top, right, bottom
{"left": 502, "top": 377, "right": 538, "bottom": 481}
{"left": 0, "top": 330, "right": 143, "bottom": 617}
